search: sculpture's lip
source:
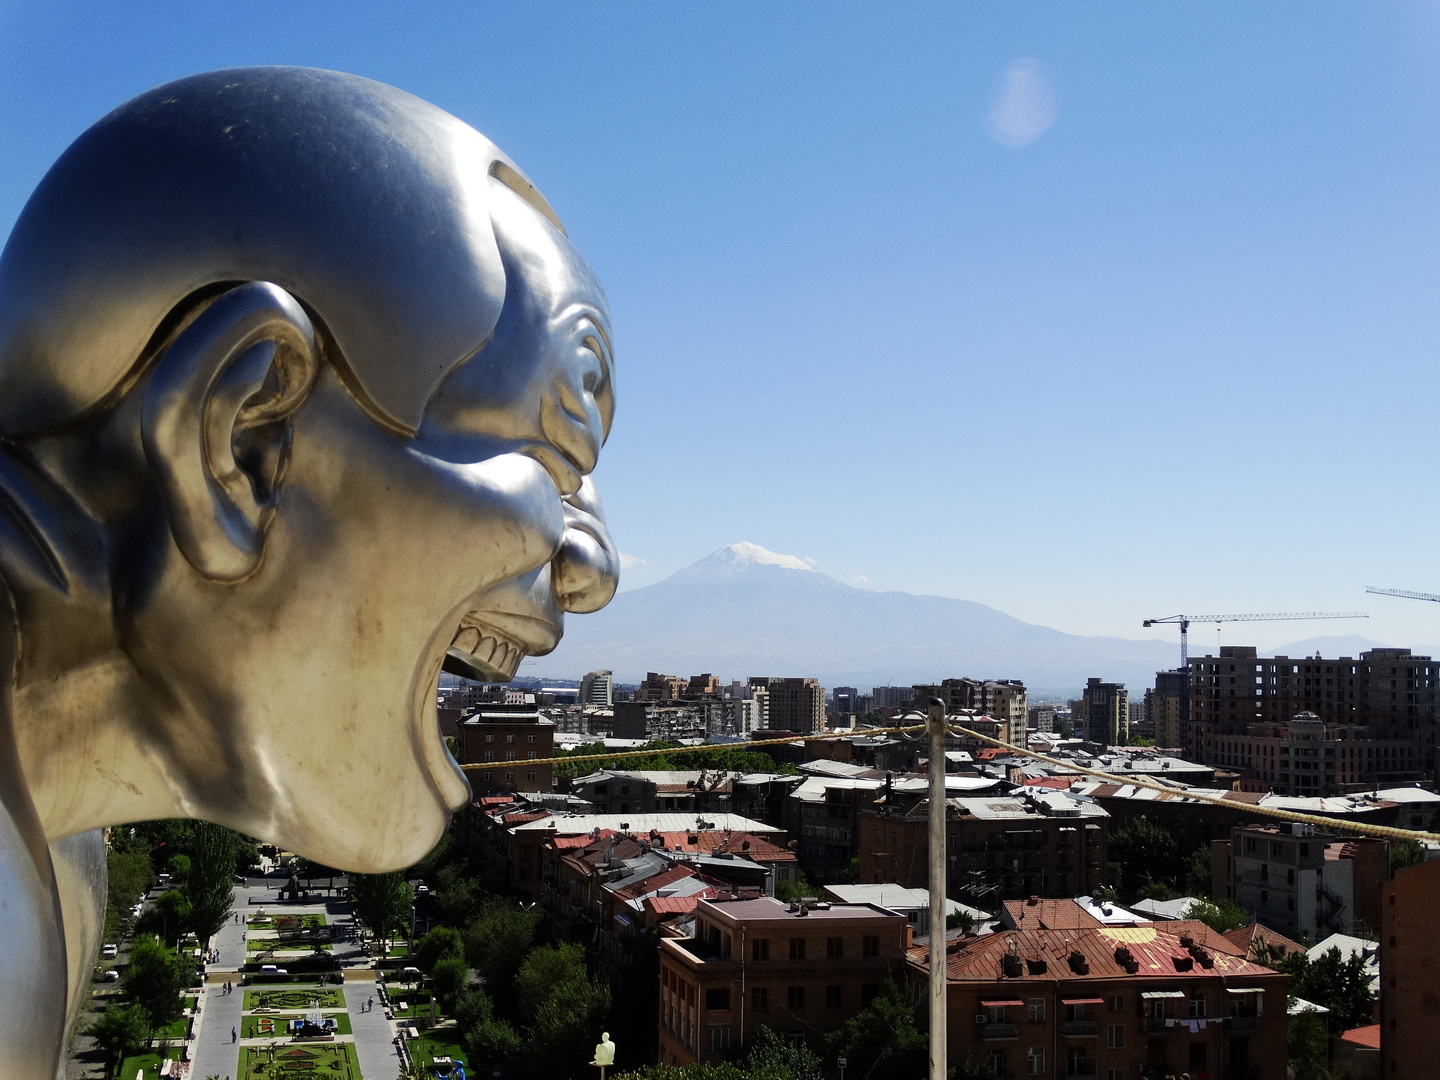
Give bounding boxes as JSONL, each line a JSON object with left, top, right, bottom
{"left": 442, "top": 610, "right": 560, "bottom": 682}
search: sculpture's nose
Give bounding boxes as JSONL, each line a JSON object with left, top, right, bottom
{"left": 552, "top": 476, "right": 618, "bottom": 614}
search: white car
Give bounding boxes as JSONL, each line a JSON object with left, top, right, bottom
{"left": 259, "top": 964, "right": 288, "bottom": 975}
{"left": 101, "top": 944, "right": 118, "bottom": 959}
{"left": 415, "top": 884, "right": 429, "bottom": 894}
{"left": 101, "top": 970, "right": 119, "bottom": 981}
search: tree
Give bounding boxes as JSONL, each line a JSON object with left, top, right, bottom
{"left": 517, "top": 942, "right": 588, "bottom": 1018}
{"left": 1184, "top": 846, "right": 1213, "bottom": 897}
{"left": 946, "top": 909, "right": 976, "bottom": 933}
{"left": 527, "top": 974, "right": 613, "bottom": 1079}
{"left": 431, "top": 954, "right": 472, "bottom": 1015}
{"left": 350, "top": 872, "right": 413, "bottom": 952}
{"left": 464, "top": 898, "right": 541, "bottom": 995}
{"left": 85, "top": 1003, "right": 150, "bottom": 1066}
{"left": 1288, "top": 1009, "right": 1331, "bottom": 1080}
{"left": 1184, "top": 896, "right": 1248, "bottom": 933}
{"left": 136, "top": 889, "right": 191, "bottom": 946}
{"left": 184, "top": 821, "right": 238, "bottom": 949}
{"left": 1390, "top": 839, "right": 1425, "bottom": 874}
{"left": 467, "top": 1015, "right": 523, "bottom": 1076}
{"left": 105, "top": 850, "right": 156, "bottom": 941}
{"left": 415, "top": 926, "right": 465, "bottom": 973}
{"left": 166, "top": 854, "right": 191, "bottom": 881}
{"left": 1136, "top": 880, "right": 1177, "bottom": 901}
{"left": 433, "top": 863, "right": 483, "bottom": 925}
{"left": 775, "top": 870, "right": 817, "bottom": 903}
{"left": 121, "top": 935, "right": 190, "bottom": 1036}
{"left": 1275, "top": 946, "right": 1376, "bottom": 1032}
{"left": 1108, "top": 817, "right": 1182, "bottom": 897}
{"left": 742, "top": 1026, "right": 822, "bottom": 1080}
{"left": 824, "top": 981, "right": 926, "bottom": 1079}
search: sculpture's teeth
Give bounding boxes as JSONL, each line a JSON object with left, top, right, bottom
{"left": 474, "top": 636, "right": 499, "bottom": 665}
{"left": 505, "top": 644, "right": 522, "bottom": 675}
{"left": 452, "top": 627, "right": 480, "bottom": 653}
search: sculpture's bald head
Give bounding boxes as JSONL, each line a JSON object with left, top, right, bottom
{"left": 0, "top": 66, "right": 569, "bottom": 437}
{"left": 0, "top": 68, "right": 619, "bottom": 872}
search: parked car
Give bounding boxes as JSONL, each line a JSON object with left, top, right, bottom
{"left": 101, "top": 944, "right": 118, "bottom": 959}
{"left": 259, "top": 964, "right": 288, "bottom": 975}
{"left": 233, "top": 874, "right": 247, "bottom": 884}
{"left": 414, "top": 884, "right": 429, "bottom": 895}
{"left": 100, "top": 970, "right": 119, "bottom": 981}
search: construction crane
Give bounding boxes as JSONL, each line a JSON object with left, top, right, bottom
{"left": 1142, "top": 611, "right": 1370, "bottom": 669}
{"left": 1366, "top": 586, "right": 1440, "bottom": 604}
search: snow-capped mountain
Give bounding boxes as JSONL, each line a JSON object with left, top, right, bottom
{"left": 540, "top": 543, "right": 1177, "bottom": 696}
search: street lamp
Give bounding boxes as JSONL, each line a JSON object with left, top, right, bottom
{"left": 838, "top": 1056, "right": 847, "bottom": 1080}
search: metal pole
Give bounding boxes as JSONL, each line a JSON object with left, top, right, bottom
{"left": 926, "top": 698, "right": 947, "bottom": 1080}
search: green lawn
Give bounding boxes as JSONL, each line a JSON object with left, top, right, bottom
{"left": 384, "top": 987, "right": 434, "bottom": 1019}
{"left": 241, "top": 1011, "right": 351, "bottom": 1038}
{"left": 409, "top": 1030, "right": 468, "bottom": 1070}
{"left": 247, "top": 938, "right": 331, "bottom": 951}
{"left": 243, "top": 986, "right": 345, "bottom": 1011}
{"left": 238, "top": 1042, "right": 361, "bottom": 1080}
{"left": 116, "top": 1048, "right": 182, "bottom": 1080}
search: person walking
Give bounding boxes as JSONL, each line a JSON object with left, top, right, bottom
{"left": 231, "top": 1026, "right": 237, "bottom": 1043}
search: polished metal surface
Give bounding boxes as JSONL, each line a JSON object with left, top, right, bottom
{"left": 0, "top": 67, "right": 617, "bottom": 1073}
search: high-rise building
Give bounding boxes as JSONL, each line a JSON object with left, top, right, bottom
{"left": 635, "top": 672, "right": 688, "bottom": 701}
{"left": 579, "top": 669, "right": 613, "bottom": 708}
{"left": 869, "top": 685, "right": 914, "bottom": 710}
{"left": 1027, "top": 705, "right": 1056, "bottom": 733}
{"left": 684, "top": 674, "right": 719, "bottom": 698}
{"left": 1080, "top": 677, "right": 1128, "bottom": 745}
{"left": 761, "top": 677, "right": 825, "bottom": 733}
{"left": 832, "top": 686, "right": 859, "bottom": 714}
{"left": 1188, "top": 646, "right": 1436, "bottom": 784}
{"left": 1145, "top": 670, "right": 1187, "bottom": 748}
{"left": 911, "top": 678, "right": 1027, "bottom": 730}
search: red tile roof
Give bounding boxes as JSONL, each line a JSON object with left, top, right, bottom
{"left": 645, "top": 895, "right": 711, "bottom": 916}
{"left": 912, "top": 921, "right": 1279, "bottom": 984}
{"left": 1222, "top": 922, "right": 1306, "bottom": 960}
{"left": 1022, "top": 777, "right": 1076, "bottom": 790}
{"left": 1340, "top": 1024, "right": 1380, "bottom": 1049}
{"left": 1003, "top": 899, "right": 1102, "bottom": 930}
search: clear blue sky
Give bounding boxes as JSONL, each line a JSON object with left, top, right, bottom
{"left": 4, "top": 3, "right": 1440, "bottom": 654}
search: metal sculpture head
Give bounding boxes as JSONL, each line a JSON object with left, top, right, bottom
{"left": 0, "top": 68, "right": 618, "bottom": 873}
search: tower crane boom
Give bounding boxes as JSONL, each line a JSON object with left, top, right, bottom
{"left": 1366, "top": 586, "right": 1440, "bottom": 604}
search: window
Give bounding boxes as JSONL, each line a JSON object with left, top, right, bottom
{"left": 862, "top": 936, "right": 879, "bottom": 958}
{"left": 1189, "top": 995, "right": 1205, "bottom": 1018}
{"left": 752, "top": 938, "right": 770, "bottom": 961}
{"left": 1108, "top": 995, "right": 1124, "bottom": 1012}
{"left": 1108, "top": 1071, "right": 1126, "bottom": 1080}
{"left": 1027, "top": 1046, "right": 1044, "bottom": 1075}
{"left": 484, "top": 733, "right": 493, "bottom": 744}
{"left": 1107, "top": 1024, "right": 1125, "bottom": 1048}
{"left": 504, "top": 771, "right": 514, "bottom": 782}
{"left": 1188, "top": 1042, "right": 1208, "bottom": 1071}
{"left": 705, "top": 989, "right": 730, "bottom": 1012}
{"left": 787, "top": 986, "right": 805, "bottom": 1011}
{"left": 826, "top": 937, "right": 844, "bottom": 959}
{"left": 751, "top": 987, "right": 768, "bottom": 1012}
{"left": 506, "top": 734, "right": 515, "bottom": 744}
{"left": 1028, "top": 998, "right": 1045, "bottom": 1022}
{"left": 505, "top": 751, "right": 515, "bottom": 762}
{"left": 481, "top": 770, "right": 491, "bottom": 780}
{"left": 825, "top": 985, "right": 842, "bottom": 1008}
{"left": 528, "top": 733, "right": 536, "bottom": 744}
{"left": 484, "top": 751, "right": 494, "bottom": 762}
{"left": 706, "top": 1025, "right": 730, "bottom": 1054}
{"left": 988, "top": 1051, "right": 1006, "bottom": 1076}
{"left": 527, "top": 751, "right": 537, "bottom": 760}
{"left": 789, "top": 938, "right": 806, "bottom": 960}
{"left": 526, "top": 771, "right": 535, "bottom": 782}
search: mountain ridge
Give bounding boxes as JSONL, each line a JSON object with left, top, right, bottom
{"left": 541, "top": 543, "right": 1178, "bottom": 696}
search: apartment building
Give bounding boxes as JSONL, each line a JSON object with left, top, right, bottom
{"left": 579, "top": 669, "right": 613, "bottom": 707}
{"left": 858, "top": 790, "right": 1110, "bottom": 904}
{"left": 569, "top": 769, "right": 739, "bottom": 815}
{"left": 459, "top": 708, "right": 556, "bottom": 795}
{"left": 1146, "top": 670, "right": 1187, "bottom": 748}
{"left": 912, "top": 898, "right": 1288, "bottom": 1080}
{"left": 1215, "top": 822, "right": 1388, "bottom": 940}
{"left": 1076, "top": 678, "right": 1129, "bottom": 745}
{"left": 1380, "top": 857, "right": 1440, "bottom": 1080}
{"left": 658, "top": 897, "right": 909, "bottom": 1065}
{"left": 1205, "top": 710, "right": 1426, "bottom": 795}
{"left": 1187, "top": 646, "right": 1437, "bottom": 766}
{"left": 759, "top": 677, "right": 826, "bottom": 733}
{"left": 636, "top": 672, "right": 689, "bottom": 701}
{"left": 912, "top": 678, "right": 1028, "bottom": 732}
{"left": 870, "top": 685, "right": 914, "bottom": 710}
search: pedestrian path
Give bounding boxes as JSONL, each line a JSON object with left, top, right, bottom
{"left": 189, "top": 979, "right": 243, "bottom": 1080}
{"left": 345, "top": 977, "right": 402, "bottom": 1079}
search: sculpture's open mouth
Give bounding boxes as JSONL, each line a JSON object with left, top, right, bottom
{"left": 441, "top": 609, "right": 561, "bottom": 683}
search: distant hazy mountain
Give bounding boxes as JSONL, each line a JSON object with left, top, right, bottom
{"left": 540, "top": 542, "right": 1177, "bottom": 697}
{"left": 1256, "top": 634, "right": 1440, "bottom": 660}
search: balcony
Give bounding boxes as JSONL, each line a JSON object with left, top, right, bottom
{"left": 980, "top": 1023, "right": 1018, "bottom": 1040}
{"left": 1143, "top": 1018, "right": 1171, "bottom": 1033}
{"left": 1227, "top": 1015, "right": 1259, "bottom": 1033}
{"left": 1060, "top": 1020, "right": 1097, "bottom": 1037}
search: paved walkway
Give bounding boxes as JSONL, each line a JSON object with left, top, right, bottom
{"left": 188, "top": 980, "right": 243, "bottom": 1080}
{"left": 345, "top": 977, "right": 401, "bottom": 1079}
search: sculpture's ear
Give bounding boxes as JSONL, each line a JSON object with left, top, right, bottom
{"left": 142, "top": 282, "right": 319, "bottom": 583}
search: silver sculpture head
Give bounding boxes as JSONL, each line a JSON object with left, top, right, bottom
{"left": 0, "top": 67, "right": 619, "bottom": 873}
